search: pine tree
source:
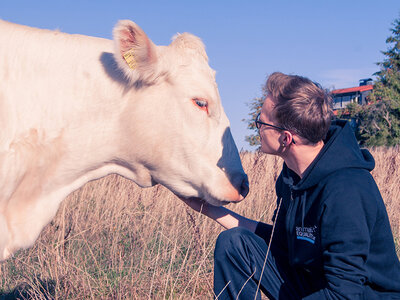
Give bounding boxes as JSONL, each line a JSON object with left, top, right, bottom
{"left": 353, "top": 15, "right": 400, "bottom": 146}
{"left": 244, "top": 16, "right": 400, "bottom": 147}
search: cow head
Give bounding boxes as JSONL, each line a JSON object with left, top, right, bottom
{"left": 113, "top": 20, "right": 248, "bottom": 206}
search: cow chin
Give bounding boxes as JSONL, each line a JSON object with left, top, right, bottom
{"left": 204, "top": 192, "right": 244, "bottom": 207}
{"left": 202, "top": 183, "right": 246, "bottom": 206}
{"left": 203, "top": 197, "right": 232, "bottom": 207}
{"left": 162, "top": 178, "right": 244, "bottom": 207}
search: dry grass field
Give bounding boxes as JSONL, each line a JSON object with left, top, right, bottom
{"left": 0, "top": 148, "right": 399, "bottom": 299}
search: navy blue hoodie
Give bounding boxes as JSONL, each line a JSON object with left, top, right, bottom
{"left": 255, "top": 120, "right": 400, "bottom": 299}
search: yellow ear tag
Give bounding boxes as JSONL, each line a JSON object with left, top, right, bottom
{"left": 123, "top": 49, "right": 137, "bottom": 70}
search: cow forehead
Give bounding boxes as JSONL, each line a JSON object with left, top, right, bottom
{"left": 161, "top": 45, "right": 218, "bottom": 93}
{"left": 175, "top": 63, "right": 219, "bottom": 102}
{"left": 163, "top": 33, "right": 215, "bottom": 77}
{"left": 164, "top": 48, "right": 214, "bottom": 76}
{"left": 180, "top": 59, "right": 216, "bottom": 83}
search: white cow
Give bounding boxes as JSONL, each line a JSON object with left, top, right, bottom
{"left": 0, "top": 20, "right": 249, "bottom": 260}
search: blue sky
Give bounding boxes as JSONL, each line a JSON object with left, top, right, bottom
{"left": 1, "top": 1, "right": 399, "bottom": 151}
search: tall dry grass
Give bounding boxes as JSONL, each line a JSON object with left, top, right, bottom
{"left": 0, "top": 148, "right": 399, "bottom": 299}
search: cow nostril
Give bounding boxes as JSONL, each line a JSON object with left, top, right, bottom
{"left": 240, "top": 177, "right": 249, "bottom": 198}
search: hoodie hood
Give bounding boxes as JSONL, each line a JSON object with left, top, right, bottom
{"left": 282, "top": 119, "right": 375, "bottom": 191}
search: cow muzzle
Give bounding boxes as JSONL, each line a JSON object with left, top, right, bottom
{"left": 229, "top": 174, "right": 249, "bottom": 203}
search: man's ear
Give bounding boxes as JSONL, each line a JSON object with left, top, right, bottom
{"left": 280, "top": 131, "right": 288, "bottom": 146}
{"left": 284, "top": 131, "right": 296, "bottom": 145}
{"left": 113, "top": 20, "right": 159, "bottom": 84}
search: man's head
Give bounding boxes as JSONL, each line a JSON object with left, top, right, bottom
{"left": 257, "top": 72, "right": 332, "bottom": 154}
{"left": 264, "top": 72, "right": 332, "bottom": 145}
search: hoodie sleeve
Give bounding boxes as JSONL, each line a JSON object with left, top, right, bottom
{"left": 304, "top": 172, "right": 377, "bottom": 299}
{"left": 254, "top": 221, "right": 273, "bottom": 241}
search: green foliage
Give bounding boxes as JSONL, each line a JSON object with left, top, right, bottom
{"left": 244, "top": 15, "right": 400, "bottom": 147}
{"left": 243, "top": 96, "right": 264, "bottom": 147}
{"left": 351, "top": 14, "right": 400, "bottom": 146}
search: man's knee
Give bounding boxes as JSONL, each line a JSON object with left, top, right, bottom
{"left": 214, "top": 227, "right": 254, "bottom": 259}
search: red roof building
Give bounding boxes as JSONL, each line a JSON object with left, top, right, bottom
{"left": 331, "top": 78, "right": 373, "bottom": 111}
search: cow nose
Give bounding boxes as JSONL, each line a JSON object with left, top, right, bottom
{"left": 239, "top": 176, "right": 249, "bottom": 199}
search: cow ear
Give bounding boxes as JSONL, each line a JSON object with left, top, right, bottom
{"left": 113, "top": 20, "right": 158, "bottom": 84}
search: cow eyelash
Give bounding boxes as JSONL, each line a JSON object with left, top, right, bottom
{"left": 193, "top": 98, "right": 207, "bottom": 107}
{"left": 192, "top": 98, "right": 209, "bottom": 113}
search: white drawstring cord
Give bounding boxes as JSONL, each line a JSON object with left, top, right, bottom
{"left": 254, "top": 197, "right": 283, "bottom": 300}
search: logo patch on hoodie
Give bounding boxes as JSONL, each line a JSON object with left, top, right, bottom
{"left": 296, "top": 226, "right": 317, "bottom": 244}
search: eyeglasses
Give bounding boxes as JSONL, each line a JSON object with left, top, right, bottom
{"left": 255, "top": 113, "right": 296, "bottom": 144}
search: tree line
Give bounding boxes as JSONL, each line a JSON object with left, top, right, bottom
{"left": 245, "top": 14, "right": 400, "bottom": 147}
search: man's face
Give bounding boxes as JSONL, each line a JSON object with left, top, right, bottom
{"left": 259, "top": 97, "right": 284, "bottom": 154}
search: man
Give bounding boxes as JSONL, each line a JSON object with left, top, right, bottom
{"left": 182, "top": 72, "right": 400, "bottom": 299}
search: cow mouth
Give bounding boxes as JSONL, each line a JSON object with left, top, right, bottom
{"left": 206, "top": 173, "right": 249, "bottom": 206}
{"left": 203, "top": 186, "right": 247, "bottom": 206}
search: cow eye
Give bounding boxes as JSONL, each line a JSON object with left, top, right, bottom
{"left": 192, "top": 98, "right": 209, "bottom": 113}
{"left": 194, "top": 98, "right": 207, "bottom": 107}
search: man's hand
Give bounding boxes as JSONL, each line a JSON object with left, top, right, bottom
{"left": 177, "top": 196, "right": 259, "bottom": 231}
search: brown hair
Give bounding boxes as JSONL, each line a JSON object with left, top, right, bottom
{"left": 265, "top": 72, "right": 333, "bottom": 144}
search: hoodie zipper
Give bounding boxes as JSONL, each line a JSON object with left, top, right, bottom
{"left": 286, "top": 189, "right": 296, "bottom": 265}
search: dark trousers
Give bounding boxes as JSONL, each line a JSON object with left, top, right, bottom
{"left": 213, "top": 227, "right": 386, "bottom": 300}
{"left": 213, "top": 227, "right": 308, "bottom": 300}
